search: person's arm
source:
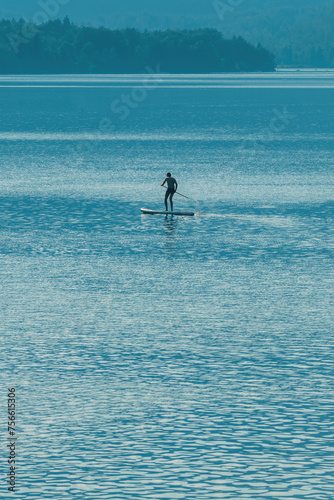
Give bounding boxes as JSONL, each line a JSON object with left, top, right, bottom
{"left": 174, "top": 180, "right": 178, "bottom": 191}
{"left": 161, "top": 178, "right": 166, "bottom": 187}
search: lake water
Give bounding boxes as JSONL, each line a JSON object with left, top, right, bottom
{"left": 1, "top": 71, "right": 334, "bottom": 499}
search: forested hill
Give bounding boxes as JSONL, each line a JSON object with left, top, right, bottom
{"left": 216, "top": 1, "right": 334, "bottom": 67}
{"left": 2, "top": 1, "right": 333, "bottom": 67}
{"left": 0, "top": 20, "right": 275, "bottom": 74}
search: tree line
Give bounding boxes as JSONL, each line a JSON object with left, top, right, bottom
{"left": 0, "top": 18, "right": 276, "bottom": 73}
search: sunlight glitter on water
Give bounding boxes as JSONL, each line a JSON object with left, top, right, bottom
{"left": 1, "top": 73, "right": 333, "bottom": 499}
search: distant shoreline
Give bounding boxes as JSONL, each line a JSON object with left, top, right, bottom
{"left": 1, "top": 69, "right": 334, "bottom": 78}
{"left": 0, "top": 19, "right": 276, "bottom": 74}
{"left": 2, "top": 69, "right": 334, "bottom": 77}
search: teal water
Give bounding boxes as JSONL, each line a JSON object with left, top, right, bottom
{"left": 1, "top": 72, "right": 334, "bottom": 499}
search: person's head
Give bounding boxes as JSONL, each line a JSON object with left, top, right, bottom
{"left": 166, "top": 172, "right": 171, "bottom": 177}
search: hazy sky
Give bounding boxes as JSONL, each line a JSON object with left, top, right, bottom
{"left": 1, "top": 0, "right": 328, "bottom": 28}
{"left": 2, "top": 0, "right": 211, "bottom": 19}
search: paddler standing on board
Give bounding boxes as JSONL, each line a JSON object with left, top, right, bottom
{"left": 161, "top": 172, "right": 178, "bottom": 212}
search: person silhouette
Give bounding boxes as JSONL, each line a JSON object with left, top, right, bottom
{"left": 161, "top": 172, "right": 178, "bottom": 211}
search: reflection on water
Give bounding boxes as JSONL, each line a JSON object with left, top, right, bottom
{"left": 164, "top": 215, "right": 177, "bottom": 230}
{"left": 163, "top": 215, "right": 178, "bottom": 255}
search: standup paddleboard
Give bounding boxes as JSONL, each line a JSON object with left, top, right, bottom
{"left": 141, "top": 208, "right": 195, "bottom": 216}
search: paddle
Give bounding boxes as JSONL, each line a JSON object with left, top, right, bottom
{"left": 161, "top": 185, "right": 202, "bottom": 214}
{"left": 161, "top": 185, "right": 193, "bottom": 200}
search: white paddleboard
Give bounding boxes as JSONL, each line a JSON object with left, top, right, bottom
{"left": 141, "top": 208, "right": 195, "bottom": 216}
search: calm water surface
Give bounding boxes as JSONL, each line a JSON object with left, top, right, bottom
{"left": 1, "top": 72, "right": 334, "bottom": 499}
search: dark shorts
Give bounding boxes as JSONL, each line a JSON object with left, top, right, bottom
{"left": 165, "top": 188, "right": 175, "bottom": 200}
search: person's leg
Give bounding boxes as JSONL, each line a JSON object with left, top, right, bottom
{"left": 164, "top": 190, "right": 169, "bottom": 210}
{"left": 170, "top": 191, "right": 174, "bottom": 211}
